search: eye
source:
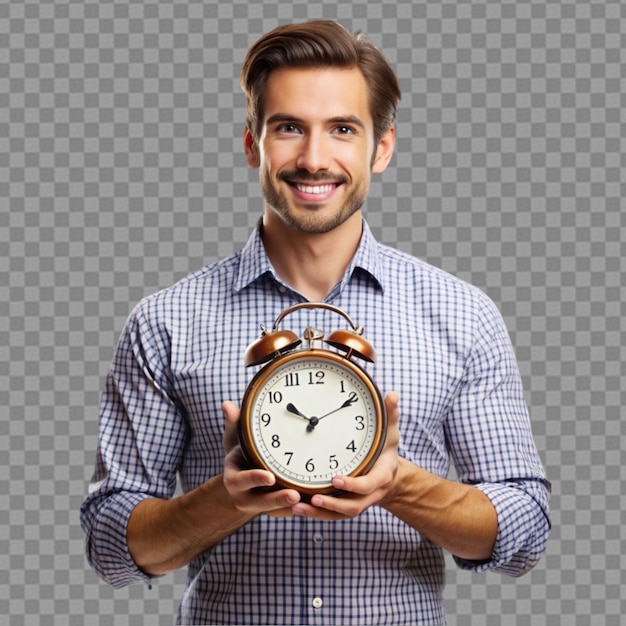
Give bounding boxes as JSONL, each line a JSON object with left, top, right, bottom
{"left": 332, "top": 125, "right": 356, "bottom": 135}
{"left": 277, "top": 123, "right": 301, "bottom": 134}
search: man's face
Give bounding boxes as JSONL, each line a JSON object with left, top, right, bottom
{"left": 247, "top": 67, "right": 393, "bottom": 235}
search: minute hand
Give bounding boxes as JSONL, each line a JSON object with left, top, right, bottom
{"left": 316, "top": 392, "right": 359, "bottom": 422}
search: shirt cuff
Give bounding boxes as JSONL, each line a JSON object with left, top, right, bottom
{"left": 87, "top": 491, "right": 154, "bottom": 589}
{"left": 454, "top": 480, "right": 550, "bottom": 577}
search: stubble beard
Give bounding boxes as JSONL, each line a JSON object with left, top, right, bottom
{"left": 260, "top": 168, "right": 368, "bottom": 235}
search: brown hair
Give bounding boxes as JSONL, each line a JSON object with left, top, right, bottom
{"left": 240, "top": 20, "right": 401, "bottom": 144}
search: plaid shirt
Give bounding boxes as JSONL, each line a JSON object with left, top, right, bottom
{"left": 81, "top": 220, "right": 550, "bottom": 625}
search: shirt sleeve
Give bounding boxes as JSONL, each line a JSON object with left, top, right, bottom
{"left": 80, "top": 300, "right": 189, "bottom": 588}
{"left": 445, "top": 293, "right": 551, "bottom": 577}
{"left": 455, "top": 478, "right": 551, "bottom": 576}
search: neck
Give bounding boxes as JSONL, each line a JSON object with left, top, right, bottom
{"left": 261, "top": 213, "right": 363, "bottom": 302}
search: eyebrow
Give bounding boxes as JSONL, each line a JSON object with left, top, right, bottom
{"left": 265, "top": 113, "right": 367, "bottom": 131}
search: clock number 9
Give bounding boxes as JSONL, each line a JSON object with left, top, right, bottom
{"left": 261, "top": 413, "right": 271, "bottom": 427}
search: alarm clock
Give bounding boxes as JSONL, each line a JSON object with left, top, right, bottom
{"left": 238, "top": 302, "right": 386, "bottom": 496}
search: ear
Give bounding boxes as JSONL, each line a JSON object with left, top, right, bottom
{"left": 244, "top": 127, "right": 260, "bottom": 169}
{"left": 371, "top": 127, "right": 396, "bottom": 174}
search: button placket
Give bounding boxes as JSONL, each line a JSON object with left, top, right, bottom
{"left": 308, "top": 529, "right": 325, "bottom": 616}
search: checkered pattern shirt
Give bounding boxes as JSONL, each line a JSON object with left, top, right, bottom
{"left": 81, "top": 219, "right": 550, "bottom": 625}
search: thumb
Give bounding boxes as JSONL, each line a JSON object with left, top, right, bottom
{"left": 222, "top": 401, "right": 241, "bottom": 451}
{"left": 384, "top": 391, "right": 400, "bottom": 428}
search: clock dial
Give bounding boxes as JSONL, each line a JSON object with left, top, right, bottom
{"left": 240, "top": 351, "right": 385, "bottom": 494}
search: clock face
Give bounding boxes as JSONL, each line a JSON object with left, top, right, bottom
{"left": 239, "top": 350, "right": 386, "bottom": 494}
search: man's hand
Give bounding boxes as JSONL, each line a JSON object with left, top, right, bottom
{"left": 288, "top": 391, "right": 401, "bottom": 521}
{"left": 222, "top": 401, "right": 302, "bottom": 515}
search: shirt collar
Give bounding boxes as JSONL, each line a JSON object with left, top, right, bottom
{"left": 233, "top": 219, "right": 275, "bottom": 292}
{"left": 346, "top": 219, "right": 385, "bottom": 292}
{"left": 233, "top": 218, "right": 385, "bottom": 294}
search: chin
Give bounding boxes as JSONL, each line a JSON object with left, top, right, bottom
{"left": 283, "top": 212, "right": 354, "bottom": 235}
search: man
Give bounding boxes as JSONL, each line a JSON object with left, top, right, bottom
{"left": 81, "top": 20, "right": 550, "bottom": 625}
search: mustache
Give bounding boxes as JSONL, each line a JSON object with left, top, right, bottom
{"left": 279, "top": 169, "right": 349, "bottom": 185}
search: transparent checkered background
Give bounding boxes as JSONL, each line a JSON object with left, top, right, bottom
{"left": 1, "top": 0, "right": 624, "bottom": 624}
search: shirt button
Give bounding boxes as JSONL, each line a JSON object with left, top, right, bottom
{"left": 313, "top": 534, "right": 323, "bottom": 545}
{"left": 312, "top": 597, "right": 323, "bottom": 609}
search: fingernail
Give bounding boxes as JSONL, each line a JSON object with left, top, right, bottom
{"left": 333, "top": 477, "right": 345, "bottom": 489}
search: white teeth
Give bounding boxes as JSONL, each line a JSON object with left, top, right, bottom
{"left": 295, "top": 183, "right": 335, "bottom": 195}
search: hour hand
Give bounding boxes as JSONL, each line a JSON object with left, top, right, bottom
{"left": 286, "top": 403, "right": 320, "bottom": 432}
{"left": 286, "top": 402, "right": 310, "bottom": 421}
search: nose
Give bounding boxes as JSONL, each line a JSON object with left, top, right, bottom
{"left": 295, "top": 131, "right": 330, "bottom": 173}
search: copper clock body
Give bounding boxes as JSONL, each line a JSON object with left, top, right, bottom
{"left": 239, "top": 349, "right": 386, "bottom": 495}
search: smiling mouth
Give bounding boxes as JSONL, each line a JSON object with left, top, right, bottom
{"left": 289, "top": 182, "right": 339, "bottom": 195}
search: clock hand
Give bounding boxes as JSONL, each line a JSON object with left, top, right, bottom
{"left": 306, "top": 416, "right": 319, "bottom": 433}
{"left": 286, "top": 402, "right": 320, "bottom": 433}
{"left": 286, "top": 402, "right": 311, "bottom": 422}
{"left": 285, "top": 402, "right": 319, "bottom": 433}
{"left": 306, "top": 392, "right": 359, "bottom": 432}
{"left": 318, "top": 392, "right": 359, "bottom": 420}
